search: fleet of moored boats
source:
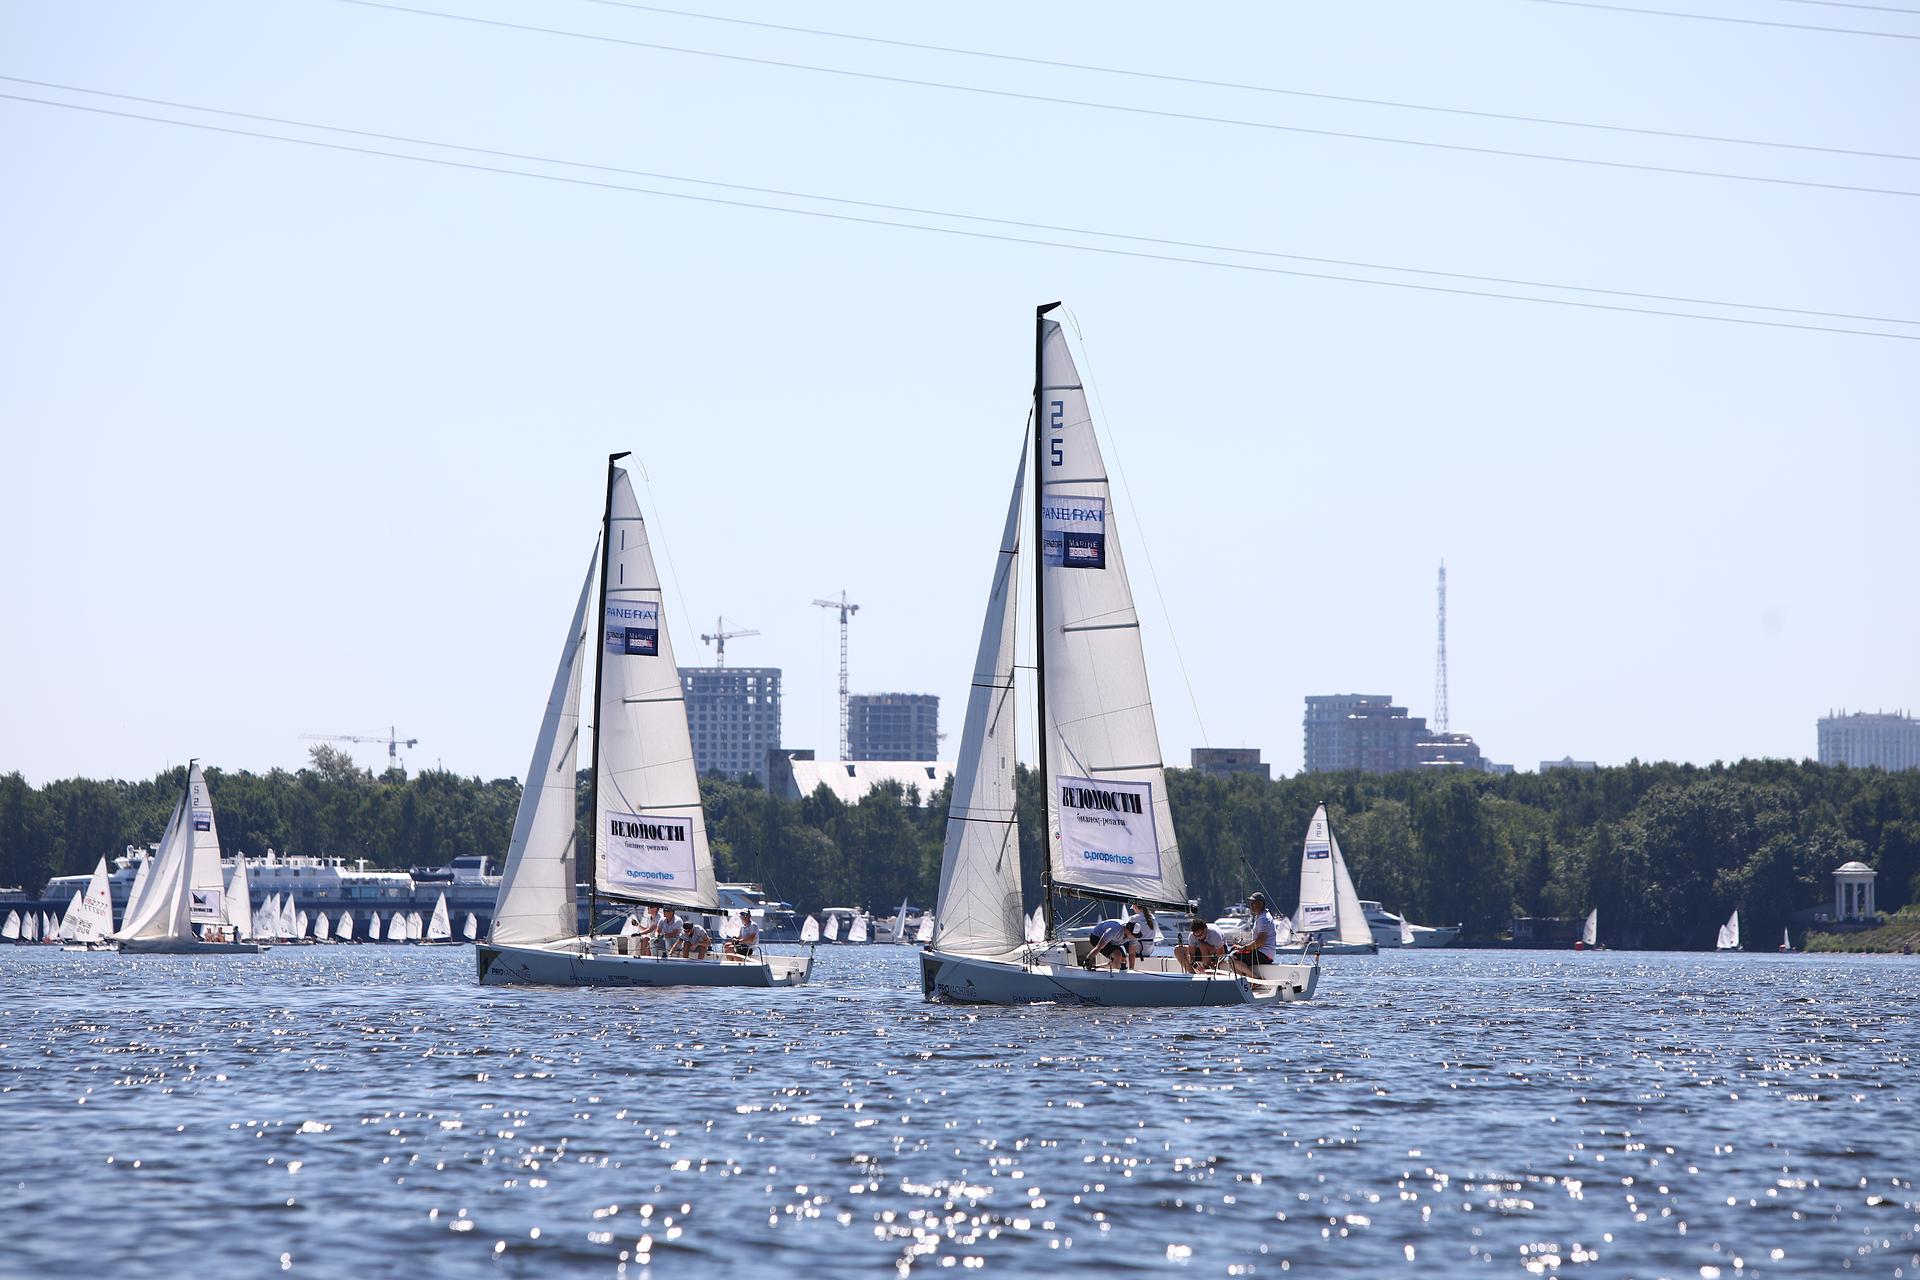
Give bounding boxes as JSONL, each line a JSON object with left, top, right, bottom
{"left": 0, "top": 307, "right": 1803, "bottom": 995}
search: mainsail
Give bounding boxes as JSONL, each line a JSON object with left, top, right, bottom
{"left": 491, "top": 553, "right": 595, "bottom": 945}
{"left": 1581, "top": 909, "right": 1598, "bottom": 947}
{"left": 427, "top": 893, "right": 451, "bottom": 941}
{"left": 1717, "top": 910, "right": 1740, "bottom": 950}
{"left": 74, "top": 856, "right": 115, "bottom": 942}
{"left": 1037, "top": 317, "right": 1185, "bottom": 909}
{"left": 591, "top": 467, "right": 717, "bottom": 912}
{"left": 338, "top": 911, "right": 355, "bottom": 941}
{"left": 932, "top": 448, "right": 1028, "bottom": 959}
{"left": 463, "top": 913, "right": 477, "bottom": 941}
{"left": 186, "top": 763, "right": 225, "bottom": 925}
{"left": 222, "top": 856, "right": 253, "bottom": 940}
{"left": 113, "top": 791, "right": 195, "bottom": 944}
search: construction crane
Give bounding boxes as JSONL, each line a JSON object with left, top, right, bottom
{"left": 699, "top": 616, "right": 760, "bottom": 668}
{"left": 812, "top": 591, "right": 861, "bottom": 760}
{"left": 300, "top": 726, "right": 419, "bottom": 772}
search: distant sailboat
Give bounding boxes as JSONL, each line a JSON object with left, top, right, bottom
{"left": 113, "top": 763, "right": 264, "bottom": 954}
{"left": 849, "top": 913, "right": 870, "bottom": 944}
{"left": 366, "top": 912, "right": 382, "bottom": 942}
{"left": 2, "top": 910, "right": 19, "bottom": 941}
{"left": 475, "top": 457, "right": 810, "bottom": 989}
{"left": 800, "top": 915, "right": 821, "bottom": 943}
{"left": 295, "top": 910, "right": 309, "bottom": 940}
{"left": 70, "top": 857, "right": 116, "bottom": 946}
{"left": 887, "top": 898, "right": 911, "bottom": 944}
{"left": 1779, "top": 925, "right": 1793, "bottom": 953}
{"left": 337, "top": 911, "right": 355, "bottom": 942}
{"left": 314, "top": 912, "right": 332, "bottom": 942}
{"left": 1577, "top": 908, "right": 1599, "bottom": 950}
{"left": 915, "top": 913, "right": 934, "bottom": 945}
{"left": 426, "top": 894, "right": 452, "bottom": 942}
{"left": 462, "top": 912, "right": 478, "bottom": 942}
{"left": 824, "top": 914, "right": 841, "bottom": 942}
{"left": 221, "top": 856, "right": 253, "bottom": 942}
{"left": 1398, "top": 917, "right": 1415, "bottom": 947}
{"left": 1287, "top": 804, "right": 1378, "bottom": 955}
{"left": 918, "top": 305, "right": 1318, "bottom": 1006}
{"left": 1716, "top": 909, "right": 1741, "bottom": 952}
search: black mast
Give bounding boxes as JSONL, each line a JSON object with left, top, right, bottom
{"left": 1034, "top": 302, "right": 1060, "bottom": 940}
{"left": 586, "top": 451, "right": 630, "bottom": 942}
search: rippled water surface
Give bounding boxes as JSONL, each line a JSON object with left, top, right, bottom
{"left": 2, "top": 946, "right": 1916, "bottom": 1278}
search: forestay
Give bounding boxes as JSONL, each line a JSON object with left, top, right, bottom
{"left": 490, "top": 553, "right": 595, "bottom": 945}
{"left": 931, "top": 449, "right": 1028, "bottom": 959}
{"left": 1036, "top": 319, "right": 1186, "bottom": 909}
{"left": 592, "top": 469, "right": 717, "bottom": 912}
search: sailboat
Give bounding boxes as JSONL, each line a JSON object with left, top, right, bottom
{"left": 824, "top": 914, "right": 841, "bottom": 942}
{"left": 801, "top": 915, "right": 821, "bottom": 943}
{"left": 425, "top": 893, "right": 453, "bottom": 943}
{"left": 338, "top": 910, "right": 355, "bottom": 942}
{"left": 61, "top": 856, "right": 117, "bottom": 949}
{"left": 406, "top": 911, "right": 424, "bottom": 941}
{"left": 920, "top": 305, "right": 1319, "bottom": 1005}
{"left": 915, "top": 912, "right": 935, "bottom": 945}
{"left": 114, "top": 762, "right": 266, "bottom": 953}
{"left": 221, "top": 856, "right": 253, "bottom": 943}
{"left": 1716, "top": 909, "right": 1741, "bottom": 952}
{"left": 849, "top": 913, "right": 870, "bottom": 944}
{"left": 476, "top": 455, "right": 811, "bottom": 989}
{"left": 366, "top": 911, "right": 382, "bottom": 942}
{"left": 887, "top": 897, "right": 911, "bottom": 944}
{"left": 462, "top": 912, "right": 478, "bottom": 942}
{"left": 1283, "top": 805, "right": 1378, "bottom": 955}
{"left": 2, "top": 910, "right": 19, "bottom": 942}
{"left": 313, "top": 911, "right": 332, "bottom": 942}
{"left": 1575, "top": 908, "right": 1599, "bottom": 950}
{"left": 1779, "top": 925, "right": 1794, "bottom": 953}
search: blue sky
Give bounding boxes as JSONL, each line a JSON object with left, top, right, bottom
{"left": 2, "top": 0, "right": 1915, "bottom": 786}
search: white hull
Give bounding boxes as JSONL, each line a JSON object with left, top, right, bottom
{"left": 477, "top": 938, "right": 812, "bottom": 988}
{"left": 1282, "top": 938, "right": 1378, "bottom": 956}
{"left": 116, "top": 938, "right": 269, "bottom": 955}
{"left": 919, "top": 948, "right": 1318, "bottom": 1006}
{"left": 1367, "top": 922, "right": 1460, "bottom": 949}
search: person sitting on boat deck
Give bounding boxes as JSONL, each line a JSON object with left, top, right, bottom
{"left": 724, "top": 910, "right": 759, "bottom": 961}
{"left": 678, "top": 918, "right": 713, "bottom": 960}
{"left": 1230, "top": 892, "right": 1278, "bottom": 977}
{"left": 1083, "top": 916, "right": 1140, "bottom": 971}
{"left": 656, "top": 906, "right": 683, "bottom": 957}
{"left": 633, "top": 904, "right": 661, "bottom": 954}
{"left": 1176, "top": 914, "right": 1227, "bottom": 974}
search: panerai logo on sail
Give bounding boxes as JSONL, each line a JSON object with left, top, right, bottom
{"left": 605, "top": 603, "right": 660, "bottom": 657}
{"left": 1041, "top": 495, "right": 1107, "bottom": 569}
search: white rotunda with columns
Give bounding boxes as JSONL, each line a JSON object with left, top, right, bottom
{"left": 1833, "top": 860, "right": 1877, "bottom": 920}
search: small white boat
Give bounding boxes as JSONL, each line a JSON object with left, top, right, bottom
{"left": 1575, "top": 908, "right": 1601, "bottom": 950}
{"left": 919, "top": 306, "right": 1316, "bottom": 1007}
{"left": 337, "top": 910, "right": 355, "bottom": 942}
{"left": 1716, "top": 909, "right": 1741, "bottom": 952}
{"left": 1779, "top": 925, "right": 1793, "bottom": 953}
{"left": 1280, "top": 806, "right": 1378, "bottom": 956}
{"left": 1360, "top": 900, "right": 1460, "bottom": 949}
{"left": 477, "top": 455, "right": 811, "bottom": 990}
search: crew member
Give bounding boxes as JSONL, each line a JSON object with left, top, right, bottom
{"left": 724, "top": 910, "right": 760, "bottom": 961}
{"left": 1177, "top": 914, "right": 1227, "bottom": 973}
{"left": 657, "top": 906, "right": 684, "bottom": 958}
{"left": 1083, "top": 916, "right": 1137, "bottom": 970}
{"left": 1231, "top": 892, "right": 1278, "bottom": 977}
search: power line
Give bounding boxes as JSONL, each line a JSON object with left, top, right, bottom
{"left": 327, "top": 0, "right": 1920, "bottom": 200}
{"left": 553, "top": 0, "right": 1918, "bottom": 163}
{"left": 1520, "top": 0, "right": 1920, "bottom": 38}
{"left": 5, "top": 91, "right": 1914, "bottom": 342}
{"left": 7, "top": 76, "right": 1910, "bottom": 329}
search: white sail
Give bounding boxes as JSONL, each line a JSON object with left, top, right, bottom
{"left": 1327, "top": 824, "right": 1373, "bottom": 948}
{"left": 314, "top": 911, "right": 331, "bottom": 942}
{"left": 113, "top": 794, "right": 195, "bottom": 944}
{"left": 1024, "top": 905, "right": 1046, "bottom": 944}
{"left": 463, "top": 913, "right": 477, "bottom": 941}
{"left": 849, "top": 913, "right": 870, "bottom": 943}
{"left": 296, "top": 909, "right": 309, "bottom": 939}
{"left": 23, "top": 910, "right": 38, "bottom": 941}
{"left": 888, "top": 897, "right": 910, "bottom": 944}
{"left": 222, "top": 856, "right": 253, "bottom": 940}
{"left": 1037, "top": 319, "right": 1186, "bottom": 909}
{"left": 932, "top": 447, "right": 1029, "bottom": 959}
{"left": 186, "top": 763, "right": 225, "bottom": 925}
{"left": 260, "top": 893, "right": 279, "bottom": 939}
{"left": 800, "top": 915, "right": 820, "bottom": 943}
{"left": 824, "top": 914, "right": 840, "bottom": 941}
{"left": 1782, "top": 925, "right": 1791, "bottom": 950}
{"left": 366, "top": 911, "right": 381, "bottom": 941}
{"left": 1274, "top": 912, "right": 1297, "bottom": 948}
{"left": 338, "top": 910, "right": 355, "bottom": 941}
{"left": 1398, "top": 916, "right": 1415, "bottom": 947}
{"left": 123, "top": 850, "right": 153, "bottom": 929}
{"left": 592, "top": 468, "right": 717, "bottom": 911}
{"left": 915, "top": 913, "right": 934, "bottom": 944}
{"left": 1295, "top": 805, "right": 1339, "bottom": 934}
{"left": 407, "top": 911, "right": 424, "bottom": 941}
{"left": 427, "top": 893, "right": 451, "bottom": 941}
{"left": 59, "top": 890, "right": 84, "bottom": 940}
{"left": 277, "top": 894, "right": 296, "bottom": 940}
{"left": 74, "top": 856, "right": 115, "bottom": 942}
{"left": 389, "top": 910, "right": 405, "bottom": 941}
{"left": 1581, "top": 908, "right": 1598, "bottom": 947}
{"left": 1717, "top": 909, "right": 1740, "bottom": 950}
{"left": 2, "top": 910, "right": 18, "bottom": 940}
{"left": 491, "top": 553, "right": 596, "bottom": 946}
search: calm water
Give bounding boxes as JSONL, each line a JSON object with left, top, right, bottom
{"left": 1, "top": 946, "right": 1915, "bottom": 1278}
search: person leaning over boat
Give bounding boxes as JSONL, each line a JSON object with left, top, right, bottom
{"left": 1177, "top": 914, "right": 1226, "bottom": 974}
{"left": 1083, "top": 916, "right": 1139, "bottom": 971}
{"left": 1230, "top": 892, "right": 1278, "bottom": 978}
{"left": 724, "top": 910, "right": 759, "bottom": 962}
{"left": 679, "top": 918, "right": 712, "bottom": 960}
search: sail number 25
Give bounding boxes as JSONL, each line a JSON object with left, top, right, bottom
{"left": 1049, "top": 400, "right": 1064, "bottom": 467}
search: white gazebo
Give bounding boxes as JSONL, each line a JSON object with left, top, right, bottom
{"left": 1833, "top": 860, "right": 1877, "bottom": 921}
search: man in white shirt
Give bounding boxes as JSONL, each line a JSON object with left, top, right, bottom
{"left": 657, "top": 907, "right": 684, "bottom": 958}
{"left": 724, "top": 910, "right": 760, "bottom": 961}
{"left": 1231, "top": 892, "right": 1279, "bottom": 977}
{"left": 1176, "top": 914, "right": 1227, "bottom": 974}
{"left": 680, "top": 918, "right": 712, "bottom": 960}
{"left": 1083, "top": 916, "right": 1137, "bottom": 970}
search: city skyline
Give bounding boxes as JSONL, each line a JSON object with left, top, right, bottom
{"left": 2, "top": 2, "right": 1913, "bottom": 787}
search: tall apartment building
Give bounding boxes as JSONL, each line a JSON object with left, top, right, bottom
{"left": 847, "top": 693, "right": 939, "bottom": 762}
{"left": 679, "top": 667, "right": 781, "bottom": 781}
{"left": 1818, "top": 710, "right": 1920, "bottom": 771}
{"left": 1304, "top": 694, "right": 1496, "bottom": 774}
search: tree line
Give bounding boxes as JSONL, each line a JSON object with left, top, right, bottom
{"left": 4, "top": 747, "right": 1917, "bottom": 948}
